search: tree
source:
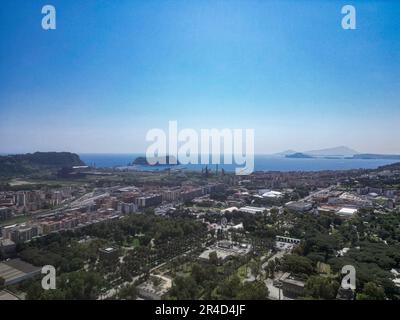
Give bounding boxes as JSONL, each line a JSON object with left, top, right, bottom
{"left": 237, "top": 281, "right": 269, "bottom": 300}
{"left": 357, "top": 282, "right": 385, "bottom": 300}
{"left": 304, "top": 276, "right": 339, "bottom": 300}
{"left": 118, "top": 284, "right": 137, "bottom": 300}
{"left": 280, "top": 254, "right": 314, "bottom": 276}
{"left": 217, "top": 275, "right": 241, "bottom": 299}
{"left": 265, "top": 260, "right": 276, "bottom": 278}
{"left": 169, "top": 276, "right": 199, "bottom": 300}
{"left": 248, "top": 260, "right": 262, "bottom": 280}
{"left": 191, "top": 263, "right": 207, "bottom": 284}
{"left": 26, "top": 282, "right": 45, "bottom": 300}
{"left": 209, "top": 251, "right": 219, "bottom": 266}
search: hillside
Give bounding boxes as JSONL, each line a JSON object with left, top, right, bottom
{"left": 0, "top": 152, "right": 85, "bottom": 177}
{"left": 376, "top": 162, "right": 400, "bottom": 171}
{"left": 275, "top": 146, "right": 358, "bottom": 157}
{"left": 305, "top": 146, "right": 358, "bottom": 157}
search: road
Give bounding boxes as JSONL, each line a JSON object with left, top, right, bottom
{"left": 261, "top": 251, "right": 286, "bottom": 300}
{"left": 303, "top": 186, "right": 333, "bottom": 202}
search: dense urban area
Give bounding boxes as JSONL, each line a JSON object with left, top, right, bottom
{"left": 1, "top": 152, "right": 400, "bottom": 300}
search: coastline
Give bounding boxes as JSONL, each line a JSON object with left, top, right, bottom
{"left": 78, "top": 153, "right": 399, "bottom": 172}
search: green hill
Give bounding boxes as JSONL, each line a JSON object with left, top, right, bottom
{"left": 0, "top": 152, "right": 85, "bottom": 177}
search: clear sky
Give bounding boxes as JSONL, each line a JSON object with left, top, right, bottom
{"left": 0, "top": 0, "right": 399, "bottom": 154}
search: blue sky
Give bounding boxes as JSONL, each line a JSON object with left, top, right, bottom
{"left": 0, "top": 0, "right": 399, "bottom": 154}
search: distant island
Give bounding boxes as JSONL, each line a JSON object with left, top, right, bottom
{"left": 273, "top": 149, "right": 298, "bottom": 156}
{"left": 305, "top": 146, "right": 358, "bottom": 157}
{"left": 352, "top": 154, "right": 400, "bottom": 160}
{"left": 0, "top": 152, "right": 85, "bottom": 177}
{"left": 278, "top": 146, "right": 358, "bottom": 158}
{"left": 285, "top": 153, "right": 314, "bottom": 159}
{"left": 280, "top": 146, "right": 400, "bottom": 160}
{"left": 132, "top": 155, "right": 180, "bottom": 166}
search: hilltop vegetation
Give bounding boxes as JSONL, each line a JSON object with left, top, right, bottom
{"left": 0, "top": 152, "right": 85, "bottom": 177}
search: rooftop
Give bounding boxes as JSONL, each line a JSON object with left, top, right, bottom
{"left": 262, "top": 190, "right": 283, "bottom": 198}
{"left": 0, "top": 259, "right": 41, "bottom": 285}
{"left": 337, "top": 207, "right": 358, "bottom": 216}
{"left": 239, "top": 206, "right": 266, "bottom": 214}
{"left": 0, "top": 290, "right": 19, "bottom": 300}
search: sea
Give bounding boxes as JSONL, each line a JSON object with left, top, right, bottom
{"left": 79, "top": 154, "right": 398, "bottom": 172}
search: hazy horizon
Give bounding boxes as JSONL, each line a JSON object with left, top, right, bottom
{"left": 0, "top": 145, "right": 399, "bottom": 156}
{"left": 1, "top": 0, "right": 399, "bottom": 154}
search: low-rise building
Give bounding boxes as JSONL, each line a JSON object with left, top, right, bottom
{"left": 275, "top": 236, "right": 301, "bottom": 251}
{"left": 262, "top": 190, "right": 283, "bottom": 198}
{"left": 0, "top": 259, "right": 41, "bottom": 286}
{"left": 118, "top": 202, "right": 138, "bottom": 214}
{"left": 136, "top": 194, "right": 162, "bottom": 208}
{"left": 239, "top": 206, "right": 266, "bottom": 214}
{"left": 199, "top": 241, "right": 252, "bottom": 262}
{"left": 181, "top": 188, "right": 203, "bottom": 202}
{"left": 161, "top": 188, "right": 181, "bottom": 202}
{"left": 277, "top": 272, "right": 305, "bottom": 299}
{"left": 285, "top": 201, "right": 313, "bottom": 213}
{"left": 0, "top": 238, "right": 16, "bottom": 257}
{"left": 10, "top": 225, "right": 39, "bottom": 243}
{"left": 221, "top": 207, "right": 239, "bottom": 214}
{"left": 136, "top": 275, "right": 172, "bottom": 300}
{"left": 0, "top": 290, "right": 20, "bottom": 300}
{"left": 0, "top": 207, "right": 13, "bottom": 221}
{"left": 336, "top": 207, "right": 357, "bottom": 217}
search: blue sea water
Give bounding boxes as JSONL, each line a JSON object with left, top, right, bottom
{"left": 79, "top": 154, "right": 398, "bottom": 172}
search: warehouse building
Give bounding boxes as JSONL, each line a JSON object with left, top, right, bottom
{"left": 0, "top": 259, "right": 41, "bottom": 286}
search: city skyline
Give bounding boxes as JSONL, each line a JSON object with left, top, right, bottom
{"left": 0, "top": 0, "right": 399, "bottom": 154}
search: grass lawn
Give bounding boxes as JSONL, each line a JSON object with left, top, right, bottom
{"left": 131, "top": 238, "right": 140, "bottom": 248}
{"left": 123, "top": 237, "right": 140, "bottom": 248}
{"left": 0, "top": 215, "right": 29, "bottom": 227}
{"left": 237, "top": 264, "right": 248, "bottom": 281}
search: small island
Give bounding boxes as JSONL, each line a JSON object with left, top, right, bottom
{"left": 132, "top": 155, "right": 180, "bottom": 166}
{"left": 285, "top": 152, "right": 314, "bottom": 159}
